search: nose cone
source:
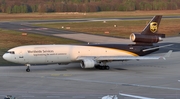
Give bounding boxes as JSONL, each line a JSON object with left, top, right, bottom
{"left": 3, "top": 53, "right": 11, "bottom": 61}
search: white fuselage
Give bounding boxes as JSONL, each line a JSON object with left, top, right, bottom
{"left": 3, "top": 45, "right": 137, "bottom": 64}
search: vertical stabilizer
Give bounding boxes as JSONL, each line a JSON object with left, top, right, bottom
{"left": 141, "top": 15, "right": 162, "bottom": 35}
{"left": 130, "top": 15, "right": 165, "bottom": 45}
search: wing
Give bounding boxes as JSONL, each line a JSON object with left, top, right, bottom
{"left": 77, "top": 50, "right": 172, "bottom": 61}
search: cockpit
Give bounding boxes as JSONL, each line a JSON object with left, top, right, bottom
{"left": 6, "top": 51, "right": 15, "bottom": 54}
{"left": 3, "top": 51, "right": 16, "bottom": 63}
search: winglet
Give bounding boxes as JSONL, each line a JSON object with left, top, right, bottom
{"left": 162, "top": 50, "right": 173, "bottom": 60}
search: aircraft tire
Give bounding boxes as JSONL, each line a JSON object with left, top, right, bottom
{"left": 95, "top": 65, "right": 110, "bottom": 70}
{"left": 102, "top": 66, "right": 106, "bottom": 70}
{"left": 99, "top": 66, "right": 103, "bottom": 70}
{"left": 26, "top": 68, "right": 30, "bottom": 72}
{"left": 105, "top": 66, "right": 110, "bottom": 70}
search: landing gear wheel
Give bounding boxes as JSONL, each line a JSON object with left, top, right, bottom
{"left": 26, "top": 68, "right": 30, "bottom": 72}
{"left": 99, "top": 66, "right": 103, "bottom": 70}
{"left": 95, "top": 65, "right": 110, "bottom": 70}
{"left": 105, "top": 66, "right": 110, "bottom": 70}
{"left": 25, "top": 64, "right": 31, "bottom": 72}
{"left": 95, "top": 65, "right": 100, "bottom": 69}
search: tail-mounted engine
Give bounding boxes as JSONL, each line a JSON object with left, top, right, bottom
{"left": 130, "top": 33, "right": 164, "bottom": 44}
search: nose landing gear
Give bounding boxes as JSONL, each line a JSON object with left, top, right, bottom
{"left": 95, "top": 61, "right": 110, "bottom": 70}
{"left": 26, "top": 64, "right": 31, "bottom": 72}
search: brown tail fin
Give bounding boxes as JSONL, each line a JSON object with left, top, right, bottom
{"left": 130, "top": 15, "right": 165, "bottom": 45}
{"left": 141, "top": 15, "right": 162, "bottom": 35}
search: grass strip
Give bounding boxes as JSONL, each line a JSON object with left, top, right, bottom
{"left": 35, "top": 19, "right": 180, "bottom": 38}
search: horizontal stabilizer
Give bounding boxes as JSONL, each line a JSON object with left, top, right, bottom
{"left": 143, "top": 44, "right": 173, "bottom": 52}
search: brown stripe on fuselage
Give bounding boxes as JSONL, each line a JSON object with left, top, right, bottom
{"left": 86, "top": 44, "right": 158, "bottom": 56}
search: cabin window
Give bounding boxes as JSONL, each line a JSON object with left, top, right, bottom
{"left": 7, "top": 51, "right": 15, "bottom": 54}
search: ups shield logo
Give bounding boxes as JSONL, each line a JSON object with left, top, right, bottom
{"left": 150, "top": 22, "right": 158, "bottom": 33}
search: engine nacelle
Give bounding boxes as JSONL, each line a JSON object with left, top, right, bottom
{"left": 80, "top": 59, "right": 96, "bottom": 69}
{"left": 130, "top": 33, "right": 162, "bottom": 43}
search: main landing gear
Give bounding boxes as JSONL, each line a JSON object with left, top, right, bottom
{"left": 25, "top": 64, "right": 31, "bottom": 72}
{"left": 95, "top": 61, "right": 110, "bottom": 70}
{"left": 95, "top": 65, "right": 110, "bottom": 70}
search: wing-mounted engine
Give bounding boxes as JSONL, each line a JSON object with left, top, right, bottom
{"left": 80, "top": 59, "right": 96, "bottom": 68}
{"left": 130, "top": 33, "right": 163, "bottom": 44}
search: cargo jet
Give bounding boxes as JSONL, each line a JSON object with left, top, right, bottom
{"left": 3, "top": 15, "right": 172, "bottom": 72}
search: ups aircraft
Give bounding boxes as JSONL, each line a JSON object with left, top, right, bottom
{"left": 3, "top": 15, "right": 172, "bottom": 72}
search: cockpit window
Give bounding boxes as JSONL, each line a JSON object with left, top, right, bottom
{"left": 7, "top": 51, "right": 15, "bottom": 54}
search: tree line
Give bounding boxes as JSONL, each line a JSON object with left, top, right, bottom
{"left": 0, "top": 0, "right": 179, "bottom": 13}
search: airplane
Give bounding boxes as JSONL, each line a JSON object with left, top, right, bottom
{"left": 3, "top": 15, "right": 173, "bottom": 72}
